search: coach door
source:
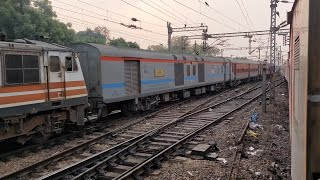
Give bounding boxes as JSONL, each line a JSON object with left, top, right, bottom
{"left": 48, "top": 52, "right": 66, "bottom": 101}
{"left": 198, "top": 63, "right": 205, "bottom": 83}
{"left": 174, "top": 63, "right": 184, "bottom": 86}
{"left": 124, "top": 60, "right": 141, "bottom": 95}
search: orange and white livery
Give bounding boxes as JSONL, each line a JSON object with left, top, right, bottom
{"left": 0, "top": 39, "right": 88, "bottom": 144}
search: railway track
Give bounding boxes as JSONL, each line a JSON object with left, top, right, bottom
{"left": 1, "top": 82, "right": 259, "bottom": 179}
{"left": 0, "top": 90, "right": 215, "bottom": 162}
{"left": 35, "top": 81, "right": 265, "bottom": 180}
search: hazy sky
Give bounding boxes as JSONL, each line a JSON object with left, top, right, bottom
{"left": 51, "top": 0, "right": 293, "bottom": 59}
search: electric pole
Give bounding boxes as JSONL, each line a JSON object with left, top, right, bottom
{"left": 269, "top": 0, "right": 277, "bottom": 103}
{"left": 167, "top": 22, "right": 172, "bottom": 52}
{"left": 262, "top": 59, "right": 267, "bottom": 113}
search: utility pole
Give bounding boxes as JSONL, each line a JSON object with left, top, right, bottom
{"left": 181, "top": 37, "right": 186, "bottom": 53}
{"left": 245, "top": 35, "right": 254, "bottom": 54}
{"left": 262, "top": 59, "right": 267, "bottom": 113}
{"left": 167, "top": 22, "right": 172, "bottom": 52}
{"left": 269, "top": 0, "right": 277, "bottom": 103}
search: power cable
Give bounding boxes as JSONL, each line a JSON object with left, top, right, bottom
{"left": 197, "top": 0, "right": 250, "bottom": 30}
{"left": 147, "top": 0, "right": 191, "bottom": 25}
{"left": 121, "top": 0, "right": 198, "bottom": 36}
{"left": 140, "top": 0, "right": 185, "bottom": 25}
{"left": 235, "top": 0, "right": 253, "bottom": 31}
{"left": 76, "top": 0, "right": 166, "bottom": 27}
{"left": 59, "top": 16, "right": 165, "bottom": 44}
{"left": 172, "top": 0, "right": 238, "bottom": 31}
{"left": 159, "top": 0, "right": 197, "bottom": 25}
{"left": 121, "top": 0, "right": 168, "bottom": 23}
{"left": 58, "top": 14, "right": 166, "bottom": 42}
{"left": 52, "top": 3, "right": 167, "bottom": 36}
{"left": 240, "top": 0, "right": 256, "bottom": 30}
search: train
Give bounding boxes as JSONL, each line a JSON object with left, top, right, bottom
{"left": 0, "top": 38, "right": 271, "bottom": 144}
{"left": 286, "top": 0, "right": 320, "bottom": 179}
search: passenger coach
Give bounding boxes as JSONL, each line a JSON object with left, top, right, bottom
{"left": 70, "top": 43, "right": 262, "bottom": 118}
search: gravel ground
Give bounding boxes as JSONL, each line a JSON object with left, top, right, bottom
{"left": 147, "top": 82, "right": 290, "bottom": 180}
{"left": 238, "top": 82, "right": 290, "bottom": 179}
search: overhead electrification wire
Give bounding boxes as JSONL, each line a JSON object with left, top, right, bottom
{"left": 120, "top": 0, "right": 168, "bottom": 23}
{"left": 53, "top": 1, "right": 167, "bottom": 36}
{"left": 60, "top": 15, "right": 165, "bottom": 42}
{"left": 235, "top": 0, "right": 253, "bottom": 31}
{"left": 55, "top": 0, "right": 120, "bottom": 22}
{"left": 172, "top": 0, "right": 238, "bottom": 31}
{"left": 239, "top": 0, "right": 256, "bottom": 30}
{"left": 58, "top": 16, "right": 165, "bottom": 44}
{"left": 140, "top": 0, "right": 185, "bottom": 25}
{"left": 53, "top": 6, "right": 121, "bottom": 25}
{"left": 159, "top": 0, "right": 197, "bottom": 25}
{"left": 121, "top": 0, "right": 199, "bottom": 37}
{"left": 197, "top": 0, "right": 250, "bottom": 30}
{"left": 76, "top": 0, "right": 166, "bottom": 27}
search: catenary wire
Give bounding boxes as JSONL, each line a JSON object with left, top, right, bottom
{"left": 172, "top": 0, "right": 238, "bottom": 31}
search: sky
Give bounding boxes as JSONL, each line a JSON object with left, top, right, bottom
{"left": 50, "top": 0, "right": 294, "bottom": 60}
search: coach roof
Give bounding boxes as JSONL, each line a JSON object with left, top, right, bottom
{"left": 85, "top": 43, "right": 226, "bottom": 63}
{"left": 0, "top": 39, "right": 73, "bottom": 52}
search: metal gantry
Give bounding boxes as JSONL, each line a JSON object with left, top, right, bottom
{"left": 182, "top": 29, "right": 289, "bottom": 39}
{"left": 167, "top": 23, "right": 208, "bottom": 52}
{"left": 182, "top": 28, "right": 289, "bottom": 54}
{"left": 220, "top": 46, "right": 282, "bottom": 59}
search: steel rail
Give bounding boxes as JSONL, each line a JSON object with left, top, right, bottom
{"left": 115, "top": 81, "right": 285, "bottom": 180}
{"left": 2, "top": 81, "right": 254, "bottom": 180}
{"left": 40, "top": 82, "right": 262, "bottom": 179}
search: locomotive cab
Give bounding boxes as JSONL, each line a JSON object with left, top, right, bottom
{"left": 0, "top": 39, "right": 88, "bottom": 144}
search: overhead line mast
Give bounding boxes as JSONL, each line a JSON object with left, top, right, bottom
{"left": 269, "top": 0, "right": 277, "bottom": 103}
{"left": 167, "top": 23, "right": 208, "bottom": 52}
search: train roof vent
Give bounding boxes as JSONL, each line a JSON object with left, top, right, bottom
{"left": 172, "top": 55, "right": 177, "bottom": 60}
{"left": 201, "top": 57, "right": 204, "bottom": 61}
{"left": 182, "top": 56, "right": 186, "bottom": 60}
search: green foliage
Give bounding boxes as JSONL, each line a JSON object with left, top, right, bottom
{"left": 75, "top": 29, "right": 104, "bottom": 44}
{"left": 147, "top": 44, "right": 168, "bottom": 53}
{"left": 0, "top": 0, "right": 76, "bottom": 44}
{"left": 109, "top": 38, "right": 140, "bottom": 49}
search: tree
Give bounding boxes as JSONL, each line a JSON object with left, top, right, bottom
{"left": 75, "top": 27, "right": 109, "bottom": 44}
{"left": 0, "top": 0, "right": 76, "bottom": 44}
{"left": 109, "top": 38, "right": 140, "bottom": 49}
{"left": 147, "top": 44, "right": 168, "bottom": 53}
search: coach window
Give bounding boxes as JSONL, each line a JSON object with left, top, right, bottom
{"left": 65, "top": 57, "right": 78, "bottom": 72}
{"left": 50, "top": 56, "right": 60, "bottom": 72}
{"left": 187, "top": 65, "right": 191, "bottom": 76}
{"left": 5, "top": 54, "right": 39, "bottom": 85}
